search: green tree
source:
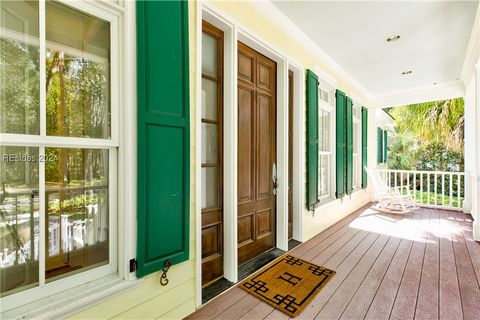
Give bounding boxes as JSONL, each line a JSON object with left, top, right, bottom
{"left": 386, "top": 131, "right": 416, "bottom": 170}
{"left": 389, "top": 98, "right": 464, "bottom": 153}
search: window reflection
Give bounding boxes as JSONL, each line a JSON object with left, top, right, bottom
{"left": 45, "top": 148, "right": 109, "bottom": 281}
{"left": 0, "top": 146, "right": 39, "bottom": 296}
{"left": 0, "top": 0, "right": 40, "bottom": 135}
{"left": 46, "top": 1, "right": 110, "bottom": 139}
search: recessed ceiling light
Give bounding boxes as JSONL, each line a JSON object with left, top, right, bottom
{"left": 386, "top": 35, "right": 401, "bottom": 42}
{"left": 402, "top": 70, "right": 413, "bottom": 75}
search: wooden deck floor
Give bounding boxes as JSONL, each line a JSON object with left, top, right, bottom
{"left": 186, "top": 204, "right": 480, "bottom": 320}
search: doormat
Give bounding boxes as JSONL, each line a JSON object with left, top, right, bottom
{"left": 239, "top": 255, "right": 335, "bottom": 318}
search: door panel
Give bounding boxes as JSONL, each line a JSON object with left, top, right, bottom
{"left": 238, "top": 52, "right": 254, "bottom": 83}
{"left": 237, "top": 42, "right": 276, "bottom": 265}
{"left": 288, "top": 71, "right": 294, "bottom": 240}
{"left": 257, "top": 93, "right": 273, "bottom": 200}
{"left": 238, "top": 86, "right": 255, "bottom": 205}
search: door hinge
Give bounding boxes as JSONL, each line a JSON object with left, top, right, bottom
{"left": 129, "top": 258, "right": 137, "bottom": 273}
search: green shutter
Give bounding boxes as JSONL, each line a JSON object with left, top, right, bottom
{"left": 377, "top": 127, "right": 383, "bottom": 163}
{"left": 361, "top": 107, "right": 368, "bottom": 188}
{"left": 306, "top": 69, "right": 319, "bottom": 210}
{"left": 383, "top": 130, "right": 388, "bottom": 163}
{"left": 136, "top": 1, "right": 190, "bottom": 277}
{"left": 345, "top": 97, "right": 353, "bottom": 194}
{"left": 335, "top": 90, "right": 346, "bottom": 198}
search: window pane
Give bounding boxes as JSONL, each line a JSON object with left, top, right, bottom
{"left": 202, "top": 32, "right": 217, "bottom": 77}
{"left": 0, "top": 1, "right": 40, "bottom": 135}
{"left": 319, "top": 154, "right": 329, "bottom": 197}
{"left": 201, "top": 167, "right": 217, "bottom": 209}
{"left": 201, "top": 78, "right": 218, "bottom": 121}
{"left": 0, "top": 146, "right": 39, "bottom": 297}
{"left": 45, "top": 148, "right": 109, "bottom": 281}
{"left": 201, "top": 123, "right": 218, "bottom": 164}
{"left": 319, "top": 109, "right": 330, "bottom": 152}
{"left": 46, "top": 2, "right": 110, "bottom": 139}
{"left": 354, "top": 123, "right": 359, "bottom": 153}
{"left": 319, "top": 88, "right": 329, "bottom": 103}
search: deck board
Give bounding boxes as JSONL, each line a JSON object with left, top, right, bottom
{"left": 339, "top": 236, "right": 402, "bottom": 320}
{"left": 187, "top": 206, "right": 480, "bottom": 320}
{"left": 449, "top": 211, "right": 480, "bottom": 320}
{"left": 439, "top": 209, "right": 463, "bottom": 320}
{"left": 414, "top": 208, "right": 440, "bottom": 320}
{"left": 389, "top": 209, "right": 429, "bottom": 320}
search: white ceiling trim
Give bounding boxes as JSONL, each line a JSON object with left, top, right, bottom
{"left": 461, "top": 4, "right": 480, "bottom": 86}
{"left": 250, "top": 0, "right": 371, "bottom": 102}
{"left": 371, "top": 80, "right": 465, "bottom": 108}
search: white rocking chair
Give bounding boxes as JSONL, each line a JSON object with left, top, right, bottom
{"left": 366, "top": 167, "right": 417, "bottom": 214}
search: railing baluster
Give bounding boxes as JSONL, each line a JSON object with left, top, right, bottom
{"left": 449, "top": 173, "right": 453, "bottom": 208}
{"left": 442, "top": 173, "right": 445, "bottom": 208}
{"left": 400, "top": 172, "right": 404, "bottom": 194}
{"left": 427, "top": 173, "right": 430, "bottom": 205}
{"left": 413, "top": 172, "right": 416, "bottom": 202}
{"left": 377, "top": 169, "right": 463, "bottom": 210}
{"left": 420, "top": 173, "right": 423, "bottom": 205}
{"left": 457, "top": 174, "right": 461, "bottom": 209}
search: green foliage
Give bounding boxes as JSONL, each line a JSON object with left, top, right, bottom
{"left": 416, "top": 141, "right": 464, "bottom": 172}
{"left": 404, "top": 190, "right": 463, "bottom": 208}
{"left": 387, "top": 98, "right": 464, "bottom": 172}
{"left": 386, "top": 132, "right": 416, "bottom": 170}
{"left": 48, "top": 194, "right": 98, "bottom": 216}
{"left": 0, "top": 39, "right": 40, "bottom": 134}
{"left": 389, "top": 98, "right": 464, "bottom": 153}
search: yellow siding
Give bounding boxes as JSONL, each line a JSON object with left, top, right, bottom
{"left": 69, "top": 1, "right": 198, "bottom": 319}
{"left": 71, "top": 1, "right": 370, "bottom": 319}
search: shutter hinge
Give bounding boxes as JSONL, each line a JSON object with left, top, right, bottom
{"left": 129, "top": 258, "right": 137, "bottom": 273}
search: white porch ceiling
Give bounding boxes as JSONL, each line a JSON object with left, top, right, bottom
{"left": 271, "top": 1, "right": 478, "bottom": 99}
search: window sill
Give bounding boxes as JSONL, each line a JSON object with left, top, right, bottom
{"left": 1, "top": 275, "right": 143, "bottom": 320}
{"left": 317, "top": 197, "right": 337, "bottom": 208}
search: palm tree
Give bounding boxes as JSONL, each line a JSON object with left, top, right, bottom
{"left": 388, "top": 98, "right": 464, "bottom": 153}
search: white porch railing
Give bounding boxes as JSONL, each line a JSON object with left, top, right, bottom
{"left": 377, "top": 169, "right": 465, "bottom": 211}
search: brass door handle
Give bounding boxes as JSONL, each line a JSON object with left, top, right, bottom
{"left": 272, "top": 163, "right": 279, "bottom": 196}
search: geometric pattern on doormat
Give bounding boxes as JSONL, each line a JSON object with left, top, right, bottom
{"left": 239, "top": 255, "right": 336, "bottom": 317}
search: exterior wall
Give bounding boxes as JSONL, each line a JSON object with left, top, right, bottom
{"left": 71, "top": 0, "right": 371, "bottom": 318}
{"left": 205, "top": 0, "right": 370, "bottom": 244}
{"left": 69, "top": 2, "right": 198, "bottom": 319}
{"left": 304, "top": 190, "right": 370, "bottom": 241}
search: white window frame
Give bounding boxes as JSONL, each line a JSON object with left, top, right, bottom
{"left": 317, "top": 80, "right": 335, "bottom": 202}
{"left": 0, "top": 1, "right": 136, "bottom": 316}
{"left": 352, "top": 102, "right": 362, "bottom": 190}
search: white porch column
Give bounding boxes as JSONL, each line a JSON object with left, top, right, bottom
{"left": 367, "top": 106, "right": 379, "bottom": 201}
{"left": 473, "top": 63, "right": 480, "bottom": 241}
{"left": 464, "top": 78, "right": 475, "bottom": 214}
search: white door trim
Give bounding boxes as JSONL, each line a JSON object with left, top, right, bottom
{"left": 196, "top": 2, "right": 306, "bottom": 307}
{"left": 288, "top": 61, "right": 305, "bottom": 242}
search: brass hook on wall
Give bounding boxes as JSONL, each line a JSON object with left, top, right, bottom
{"left": 160, "top": 259, "right": 172, "bottom": 286}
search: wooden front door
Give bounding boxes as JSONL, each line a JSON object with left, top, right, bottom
{"left": 288, "top": 70, "right": 294, "bottom": 240}
{"left": 237, "top": 42, "right": 277, "bottom": 265}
